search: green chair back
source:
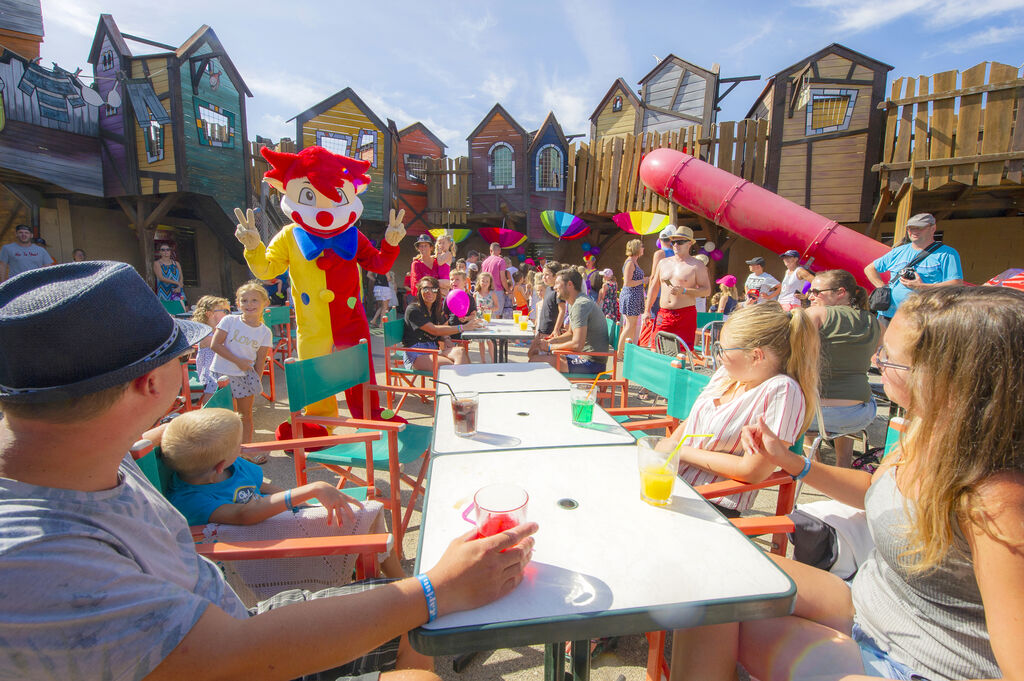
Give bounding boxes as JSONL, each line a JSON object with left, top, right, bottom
{"left": 623, "top": 343, "right": 677, "bottom": 398}
{"left": 285, "top": 344, "right": 370, "bottom": 412}
{"left": 665, "top": 367, "right": 712, "bottom": 421}
{"left": 136, "top": 446, "right": 176, "bottom": 497}
{"left": 883, "top": 417, "right": 905, "bottom": 459}
{"left": 606, "top": 318, "right": 620, "bottom": 349}
{"left": 382, "top": 317, "right": 405, "bottom": 347}
{"left": 263, "top": 305, "right": 291, "bottom": 326}
{"left": 203, "top": 386, "right": 234, "bottom": 410}
{"left": 161, "top": 299, "right": 186, "bottom": 315}
{"left": 696, "top": 312, "right": 724, "bottom": 329}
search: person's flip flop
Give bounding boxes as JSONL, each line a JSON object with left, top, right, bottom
{"left": 244, "top": 453, "right": 269, "bottom": 465}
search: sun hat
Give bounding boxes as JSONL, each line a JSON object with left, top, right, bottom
{"left": 0, "top": 261, "right": 209, "bottom": 403}
{"left": 745, "top": 256, "right": 766, "bottom": 266}
{"left": 905, "top": 213, "right": 936, "bottom": 228}
{"left": 415, "top": 234, "right": 433, "bottom": 245}
{"left": 716, "top": 274, "right": 737, "bottom": 287}
{"left": 666, "top": 225, "right": 695, "bottom": 242}
{"left": 780, "top": 249, "right": 800, "bottom": 258}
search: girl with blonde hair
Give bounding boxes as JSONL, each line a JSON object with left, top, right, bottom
{"left": 434, "top": 233, "right": 456, "bottom": 296}
{"left": 671, "top": 286, "right": 1024, "bottom": 681}
{"left": 617, "top": 237, "right": 647, "bottom": 358}
{"left": 191, "top": 295, "right": 232, "bottom": 404}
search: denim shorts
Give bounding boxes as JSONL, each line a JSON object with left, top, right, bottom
{"left": 403, "top": 342, "right": 437, "bottom": 370}
{"left": 565, "top": 355, "right": 607, "bottom": 375}
{"left": 809, "top": 395, "right": 876, "bottom": 436}
{"left": 852, "top": 622, "right": 930, "bottom": 680}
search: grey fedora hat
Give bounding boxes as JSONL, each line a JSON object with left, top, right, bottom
{"left": 0, "top": 261, "right": 209, "bottom": 403}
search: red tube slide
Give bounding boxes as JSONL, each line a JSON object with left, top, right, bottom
{"left": 639, "top": 148, "right": 890, "bottom": 288}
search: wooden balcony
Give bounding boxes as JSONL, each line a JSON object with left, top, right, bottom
{"left": 870, "top": 61, "right": 1024, "bottom": 233}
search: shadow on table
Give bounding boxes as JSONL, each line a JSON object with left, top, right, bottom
{"left": 659, "top": 496, "right": 723, "bottom": 522}
{"left": 523, "top": 561, "right": 614, "bottom": 614}
{"left": 460, "top": 432, "right": 523, "bottom": 448}
{"left": 573, "top": 422, "right": 626, "bottom": 435}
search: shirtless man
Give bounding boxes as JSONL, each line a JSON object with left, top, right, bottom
{"left": 641, "top": 225, "right": 711, "bottom": 350}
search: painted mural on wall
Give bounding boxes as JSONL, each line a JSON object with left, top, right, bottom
{"left": 0, "top": 49, "right": 106, "bottom": 135}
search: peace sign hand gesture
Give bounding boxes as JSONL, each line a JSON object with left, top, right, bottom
{"left": 233, "top": 207, "right": 263, "bottom": 251}
{"left": 383, "top": 208, "right": 407, "bottom": 247}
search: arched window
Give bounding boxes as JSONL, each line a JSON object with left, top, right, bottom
{"left": 488, "top": 142, "right": 515, "bottom": 189}
{"left": 536, "top": 144, "right": 563, "bottom": 191}
{"left": 612, "top": 95, "right": 623, "bottom": 112}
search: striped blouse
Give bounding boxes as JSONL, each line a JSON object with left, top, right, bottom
{"left": 677, "top": 367, "right": 806, "bottom": 511}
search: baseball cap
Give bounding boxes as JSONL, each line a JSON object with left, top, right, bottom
{"left": 15, "top": 224, "right": 31, "bottom": 233}
{"left": 600, "top": 268, "right": 614, "bottom": 277}
{"left": 780, "top": 249, "right": 800, "bottom": 258}
{"left": 906, "top": 213, "right": 936, "bottom": 228}
{"left": 658, "top": 227, "right": 675, "bottom": 241}
{"left": 415, "top": 234, "right": 433, "bottom": 245}
{"left": 745, "top": 256, "right": 766, "bottom": 266}
{"left": 716, "top": 274, "right": 737, "bottom": 287}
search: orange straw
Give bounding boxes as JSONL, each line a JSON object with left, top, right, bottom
{"left": 587, "top": 371, "right": 613, "bottom": 399}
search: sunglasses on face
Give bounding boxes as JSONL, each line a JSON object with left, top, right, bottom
{"left": 808, "top": 287, "right": 840, "bottom": 296}
{"left": 420, "top": 287, "right": 439, "bottom": 294}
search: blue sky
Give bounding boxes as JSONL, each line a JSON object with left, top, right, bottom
{"left": 38, "top": 0, "right": 1024, "bottom": 151}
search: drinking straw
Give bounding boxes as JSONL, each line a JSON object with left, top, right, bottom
{"left": 660, "top": 433, "right": 715, "bottom": 472}
{"left": 430, "top": 377, "right": 457, "bottom": 400}
{"left": 586, "top": 371, "right": 613, "bottom": 399}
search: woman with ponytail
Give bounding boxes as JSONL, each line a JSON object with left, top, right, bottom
{"left": 803, "top": 269, "right": 880, "bottom": 467}
{"left": 663, "top": 301, "right": 819, "bottom": 516}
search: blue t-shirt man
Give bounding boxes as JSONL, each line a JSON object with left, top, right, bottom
{"left": 869, "top": 214, "right": 962, "bottom": 319}
{"left": 169, "top": 457, "right": 265, "bottom": 526}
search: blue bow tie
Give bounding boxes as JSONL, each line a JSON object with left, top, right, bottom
{"left": 293, "top": 226, "right": 358, "bottom": 261}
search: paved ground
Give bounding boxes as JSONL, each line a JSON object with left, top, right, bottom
{"left": 250, "top": 334, "right": 889, "bottom": 681}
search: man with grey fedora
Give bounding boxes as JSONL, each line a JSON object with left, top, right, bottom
{"left": 0, "top": 262, "right": 536, "bottom": 681}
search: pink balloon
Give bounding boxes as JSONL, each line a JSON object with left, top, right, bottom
{"left": 446, "top": 289, "right": 470, "bottom": 317}
{"left": 710, "top": 249, "right": 724, "bottom": 261}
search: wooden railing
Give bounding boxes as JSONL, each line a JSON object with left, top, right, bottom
{"left": 872, "top": 62, "right": 1024, "bottom": 191}
{"left": 566, "top": 119, "right": 769, "bottom": 216}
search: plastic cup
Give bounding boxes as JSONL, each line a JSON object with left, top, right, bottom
{"left": 452, "top": 391, "right": 478, "bottom": 437}
{"left": 513, "top": 310, "right": 522, "bottom": 323}
{"left": 474, "top": 483, "right": 528, "bottom": 537}
{"left": 637, "top": 435, "right": 679, "bottom": 506}
{"left": 519, "top": 319, "right": 528, "bottom": 331}
{"left": 483, "top": 311, "right": 492, "bottom": 322}
{"left": 569, "top": 382, "right": 596, "bottom": 425}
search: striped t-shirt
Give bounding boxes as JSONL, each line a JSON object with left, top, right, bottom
{"left": 677, "top": 367, "right": 806, "bottom": 511}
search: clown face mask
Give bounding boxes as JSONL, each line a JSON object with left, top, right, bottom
{"left": 279, "top": 179, "right": 364, "bottom": 237}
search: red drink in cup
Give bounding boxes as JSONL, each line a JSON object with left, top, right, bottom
{"left": 452, "top": 391, "right": 478, "bottom": 437}
{"left": 474, "top": 483, "right": 528, "bottom": 538}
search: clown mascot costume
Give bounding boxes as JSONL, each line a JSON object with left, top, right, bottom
{"left": 234, "top": 145, "right": 404, "bottom": 419}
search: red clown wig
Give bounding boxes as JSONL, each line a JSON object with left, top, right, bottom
{"left": 261, "top": 146, "right": 372, "bottom": 203}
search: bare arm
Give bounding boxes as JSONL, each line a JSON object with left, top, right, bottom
{"left": 210, "top": 328, "right": 252, "bottom": 373}
{"left": 690, "top": 263, "right": 712, "bottom": 298}
{"left": 667, "top": 420, "right": 780, "bottom": 483}
{"left": 550, "top": 301, "right": 566, "bottom": 339}
{"left": 643, "top": 259, "right": 662, "bottom": 317}
{"left": 208, "top": 480, "right": 362, "bottom": 526}
{"left": 146, "top": 523, "right": 538, "bottom": 681}
{"left": 153, "top": 261, "right": 178, "bottom": 285}
{"left": 551, "top": 325, "right": 587, "bottom": 353}
{"left": 760, "top": 283, "right": 781, "bottom": 302}
{"left": 863, "top": 263, "right": 886, "bottom": 289}
{"left": 419, "top": 317, "right": 483, "bottom": 337}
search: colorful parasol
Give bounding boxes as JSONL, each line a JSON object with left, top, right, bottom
{"left": 428, "top": 228, "right": 472, "bottom": 243}
{"left": 612, "top": 211, "right": 670, "bottom": 236}
{"left": 477, "top": 227, "right": 527, "bottom": 249}
{"left": 984, "top": 268, "right": 1024, "bottom": 291}
{"left": 540, "top": 210, "right": 590, "bottom": 240}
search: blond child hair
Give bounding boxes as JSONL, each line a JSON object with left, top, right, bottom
{"left": 192, "top": 295, "right": 231, "bottom": 325}
{"left": 162, "top": 408, "right": 243, "bottom": 478}
{"left": 236, "top": 280, "right": 271, "bottom": 306}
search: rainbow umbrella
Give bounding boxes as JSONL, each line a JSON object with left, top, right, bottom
{"left": 984, "top": 268, "right": 1024, "bottom": 291}
{"left": 540, "top": 210, "right": 590, "bottom": 240}
{"left": 428, "top": 228, "right": 471, "bottom": 243}
{"left": 478, "top": 227, "right": 527, "bottom": 249}
{"left": 612, "top": 211, "right": 670, "bottom": 236}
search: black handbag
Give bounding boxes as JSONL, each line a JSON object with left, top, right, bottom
{"left": 868, "top": 242, "right": 942, "bottom": 313}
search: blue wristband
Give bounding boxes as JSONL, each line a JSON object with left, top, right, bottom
{"left": 284, "top": 489, "right": 294, "bottom": 511}
{"left": 792, "top": 456, "right": 812, "bottom": 481}
{"left": 416, "top": 573, "right": 438, "bottom": 622}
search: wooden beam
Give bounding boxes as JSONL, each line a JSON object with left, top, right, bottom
{"left": 878, "top": 78, "right": 1024, "bottom": 109}
{"left": 872, "top": 150, "right": 1024, "bottom": 172}
{"left": 141, "top": 193, "right": 181, "bottom": 230}
{"left": 115, "top": 197, "right": 138, "bottom": 225}
{"left": 867, "top": 184, "right": 896, "bottom": 239}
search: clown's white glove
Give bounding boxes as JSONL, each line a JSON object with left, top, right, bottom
{"left": 384, "top": 208, "right": 406, "bottom": 247}
{"left": 233, "top": 207, "right": 263, "bottom": 251}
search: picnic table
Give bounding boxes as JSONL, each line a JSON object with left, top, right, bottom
{"left": 460, "top": 319, "right": 535, "bottom": 363}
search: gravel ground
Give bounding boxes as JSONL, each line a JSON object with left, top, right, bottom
{"left": 249, "top": 334, "right": 889, "bottom": 681}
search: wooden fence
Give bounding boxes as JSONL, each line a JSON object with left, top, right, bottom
{"left": 565, "top": 119, "right": 769, "bottom": 216}
{"left": 424, "top": 157, "right": 471, "bottom": 225}
{"left": 873, "top": 62, "right": 1024, "bottom": 191}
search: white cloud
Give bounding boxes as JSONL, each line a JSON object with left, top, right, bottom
{"left": 725, "top": 20, "right": 777, "bottom": 56}
{"left": 42, "top": 0, "right": 103, "bottom": 38}
{"left": 245, "top": 71, "right": 330, "bottom": 111}
{"left": 941, "top": 24, "right": 1023, "bottom": 53}
{"left": 798, "top": 0, "right": 1024, "bottom": 32}
{"left": 538, "top": 81, "right": 592, "bottom": 138}
{"left": 481, "top": 72, "right": 517, "bottom": 102}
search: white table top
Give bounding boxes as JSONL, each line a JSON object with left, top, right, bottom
{"left": 411, "top": 445, "right": 795, "bottom": 654}
{"left": 432, "top": 390, "right": 635, "bottom": 455}
{"left": 436, "top": 363, "right": 571, "bottom": 394}
{"left": 461, "top": 319, "right": 535, "bottom": 341}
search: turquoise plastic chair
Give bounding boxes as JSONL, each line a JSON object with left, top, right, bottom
{"left": 204, "top": 385, "right": 234, "bottom": 410}
{"left": 160, "top": 299, "right": 187, "bottom": 315}
{"left": 607, "top": 343, "right": 683, "bottom": 438}
{"left": 285, "top": 340, "right": 433, "bottom": 559}
{"left": 260, "top": 305, "right": 293, "bottom": 403}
